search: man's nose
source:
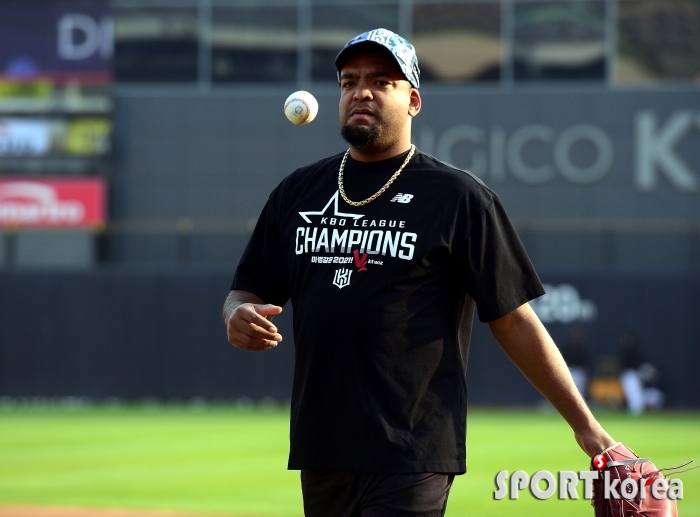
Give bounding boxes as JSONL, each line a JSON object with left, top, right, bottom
{"left": 353, "top": 86, "right": 373, "bottom": 101}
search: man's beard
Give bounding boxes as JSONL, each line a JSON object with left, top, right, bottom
{"left": 340, "top": 124, "right": 381, "bottom": 148}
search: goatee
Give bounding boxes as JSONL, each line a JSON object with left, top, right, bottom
{"left": 341, "top": 124, "right": 381, "bottom": 148}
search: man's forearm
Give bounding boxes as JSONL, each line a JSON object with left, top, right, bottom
{"left": 489, "top": 303, "right": 614, "bottom": 456}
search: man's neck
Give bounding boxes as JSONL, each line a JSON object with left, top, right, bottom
{"left": 349, "top": 139, "right": 412, "bottom": 162}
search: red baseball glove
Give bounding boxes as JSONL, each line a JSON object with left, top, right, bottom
{"left": 591, "top": 442, "right": 687, "bottom": 517}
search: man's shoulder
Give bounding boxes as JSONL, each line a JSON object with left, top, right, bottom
{"left": 413, "top": 150, "right": 497, "bottom": 204}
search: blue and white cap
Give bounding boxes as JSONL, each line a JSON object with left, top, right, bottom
{"left": 335, "top": 28, "right": 420, "bottom": 89}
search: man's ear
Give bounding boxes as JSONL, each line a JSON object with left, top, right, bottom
{"left": 408, "top": 88, "right": 421, "bottom": 117}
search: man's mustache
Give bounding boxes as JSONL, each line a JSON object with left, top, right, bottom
{"left": 345, "top": 105, "right": 380, "bottom": 119}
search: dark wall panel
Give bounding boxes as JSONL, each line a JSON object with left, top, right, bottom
{"left": 0, "top": 271, "right": 295, "bottom": 400}
{"left": 1, "top": 272, "right": 698, "bottom": 407}
{"left": 467, "top": 273, "right": 700, "bottom": 407}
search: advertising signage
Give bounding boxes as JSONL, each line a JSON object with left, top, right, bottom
{"left": 0, "top": 0, "right": 112, "bottom": 84}
{"left": 0, "top": 177, "right": 107, "bottom": 228}
{"left": 0, "top": 119, "right": 52, "bottom": 156}
{"left": 0, "top": 117, "right": 112, "bottom": 157}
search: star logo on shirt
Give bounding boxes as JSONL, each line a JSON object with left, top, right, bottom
{"left": 299, "top": 191, "right": 364, "bottom": 223}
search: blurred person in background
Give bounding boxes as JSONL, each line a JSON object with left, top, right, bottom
{"left": 619, "top": 331, "right": 645, "bottom": 414}
{"left": 638, "top": 362, "right": 666, "bottom": 410}
{"left": 619, "top": 332, "right": 666, "bottom": 413}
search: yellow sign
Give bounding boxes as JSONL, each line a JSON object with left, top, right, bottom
{"left": 0, "top": 79, "right": 53, "bottom": 98}
{"left": 66, "top": 118, "right": 112, "bottom": 155}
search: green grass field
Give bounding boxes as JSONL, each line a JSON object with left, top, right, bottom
{"left": 1, "top": 403, "right": 699, "bottom": 516}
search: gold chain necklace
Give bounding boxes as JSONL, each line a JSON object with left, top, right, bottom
{"left": 338, "top": 145, "right": 416, "bottom": 207}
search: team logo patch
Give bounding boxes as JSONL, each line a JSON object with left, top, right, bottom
{"left": 333, "top": 268, "right": 352, "bottom": 289}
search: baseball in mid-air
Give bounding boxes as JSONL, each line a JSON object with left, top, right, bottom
{"left": 284, "top": 91, "right": 318, "bottom": 125}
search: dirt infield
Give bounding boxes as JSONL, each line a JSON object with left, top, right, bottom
{"left": 0, "top": 507, "right": 256, "bottom": 517}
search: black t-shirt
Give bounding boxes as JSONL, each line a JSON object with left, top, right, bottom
{"left": 231, "top": 149, "right": 544, "bottom": 474}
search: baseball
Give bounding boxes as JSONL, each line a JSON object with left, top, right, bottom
{"left": 284, "top": 91, "right": 318, "bottom": 125}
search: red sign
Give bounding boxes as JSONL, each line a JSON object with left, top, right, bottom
{"left": 0, "top": 177, "right": 107, "bottom": 228}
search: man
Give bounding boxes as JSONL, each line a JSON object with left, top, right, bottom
{"left": 223, "top": 28, "right": 614, "bottom": 516}
{"left": 619, "top": 331, "right": 646, "bottom": 414}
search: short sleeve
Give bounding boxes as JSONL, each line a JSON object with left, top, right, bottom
{"left": 461, "top": 196, "right": 545, "bottom": 322}
{"left": 230, "top": 196, "right": 290, "bottom": 307}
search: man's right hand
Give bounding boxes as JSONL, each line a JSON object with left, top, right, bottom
{"left": 223, "top": 291, "right": 283, "bottom": 351}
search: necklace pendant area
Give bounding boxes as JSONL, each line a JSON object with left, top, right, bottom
{"left": 338, "top": 145, "right": 416, "bottom": 207}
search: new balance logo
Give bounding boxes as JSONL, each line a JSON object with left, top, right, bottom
{"left": 390, "top": 193, "right": 413, "bottom": 203}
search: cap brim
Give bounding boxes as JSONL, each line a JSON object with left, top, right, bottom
{"left": 335, "top": 41, "right": 402, "bottom": 75}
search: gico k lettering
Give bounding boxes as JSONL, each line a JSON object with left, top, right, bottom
{"left": 295, "top": 227, "right": 416, "bottom": 260}
{"left": 418, "top": 109, "right": 700, "bottom": 193}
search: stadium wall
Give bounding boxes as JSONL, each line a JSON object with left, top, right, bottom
{"left": 111, "top": 86, "right": 700, "bottom": 224}
{"left": 105, "top": 85, "right": 700, "bottom": 271}
{"left": 1, "top": 271, "right": 698, "bottom": 407}
{"left": 2, "top": 86, "right": 698, "bottom": 407}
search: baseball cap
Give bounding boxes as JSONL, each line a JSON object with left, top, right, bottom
{"left": 335, "top": 28, "right": 420, "bottom": 89}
